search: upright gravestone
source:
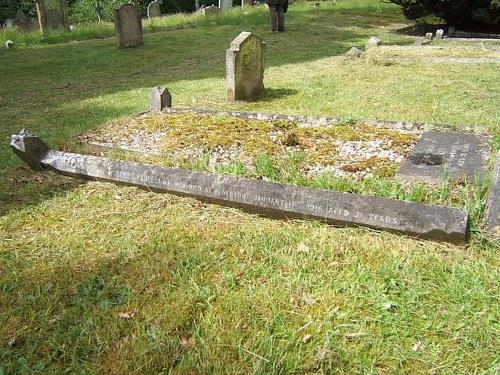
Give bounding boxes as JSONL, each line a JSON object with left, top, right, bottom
{"left": 366, "top": 36, "right": 381, "bottom": 49}
{"left": 425, "top": 32, "right": 433, "bottom": 41}
{"left": 114, "top": 4, "right": 143, "bottom": 48}
{"left": 34, "top": 0, "right": 69, "bottom": 32}
{"left": 227, "top": 31, "right": 266, "bottom": 101}
{"left": 149, "top": 86, "right": 172, "bottom": 112}
{"left": 398, "top": 131, "right": 491, "bottom": 184}
{"left": 485, "top": 154, "right": 499, "bottom": 239}
{"left": 147, "top": 1, "right": 161, "bottom": 18}
{"left": 436, "top": 29, "right": 444, "bottom": 39}
{"left": 219, "top": 0, "right": 233, "bottom": 10}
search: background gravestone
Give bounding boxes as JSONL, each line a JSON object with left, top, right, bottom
{"left": 485, "top": 154, "right": 499, "bottom": 239}
{"left": 13, "top": 9, "right": 30, "bottom": 29}
{"left": 35, "top": 0, "right": 69, "bottom": 32}
{"left": 114, "top": 4, "right": 143, "bottom": 48}
{"left": 147, "top": 1, "right": 161, "bottom": 18}
{"left": 219, "top": 0, "right": 233, "bottom": 10}
{"left": 149, "top": 86, "right": 172, "bottom": 112}
{"left": 226, "top": 31, "right": 266, "bottom": 101}
{"left": 398, "top": 131, "right": 491, "bottom": 184}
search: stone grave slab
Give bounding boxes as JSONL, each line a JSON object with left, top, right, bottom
{"left": 398, "top": 131, "right": 491, "bottom": 184}
{"left": 35, "top": 0, "right": 69, "bottom": 32}
{"left": 147, "top": 1, "right": 161, "bottom": 18}
{"left": 114, "top": 4, "right": 143, "bottom": 48}
{"left": 11, "top": 130, "right": 469, "bottom": 244}
{"left": 226, "top": 31, "right": 266, "bottom": 101}
{"left": 485, "top": 154, "right": 500, "bottom": 239}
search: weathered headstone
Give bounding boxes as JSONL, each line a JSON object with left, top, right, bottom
{"left": 484, "top": 154, "right": 499, "bottom": 239}
{"left": 35, "top": 0, "right": 69, "bottom": 32}
{"left": 227, "top": 31, "right": 266, "bottom": 101}
{"left": 13, "top": 9, "right": 30, "bottom": 29}
{"left": 149, "top": 86, "right": 172, "bottom": 112}
{"left": 10, "top": 130, "right": 470, "bottom": 244}
{"left": 398, "top": 131, "right": 491, "bottom": 184}
{"left": 201, "top": 5, "right": 221, "bottom": 15}
{"left": 219, "top": 0, "right": 233, "bottom": 10}
{"left": 147, "top": 1, "right": 161, "bottom": 18}
{"left": 436, "top": 29, "right": 444, "bottom": 39}
{"left": 114, "top": 4, "right": 143, "bottom": 48}
{"left": 366, "top": 36, "right": 381, "bottom": 49}
{"left": 425, "top": 32, "right": 433, "bottom": 41}
{"left": 346, "top": 47, "right": 363, "bottom": 58}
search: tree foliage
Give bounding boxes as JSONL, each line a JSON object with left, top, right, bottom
{"left": 388, "top": 0, "right": 500, "bottom": 27}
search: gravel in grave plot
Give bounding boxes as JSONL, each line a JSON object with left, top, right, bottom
{"left": 78, "top": 112, "right": 421, "bottom": 180}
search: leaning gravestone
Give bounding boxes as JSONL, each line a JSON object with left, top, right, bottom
{"left": 10, "top": 130, "right": 470, "bottom": 244}
{"left": 35, "top": 0, "right": 69, "bottom": 32}
{"left": 485, "top": 154, "right": 499, "bottom": 239}
{"left": 114, "top": 4, "right": 143, "bottom": 48}
{"left": 149, "top": 86, "right": 172, "bottom": 112}
{"left": 219, "top": 0, "right": 233, "bottom": 10}
{"left": 398, "top": 131, "right": 491, "bottom": 184}
{"left": 366, "top": 36, "right": 381, "bottom": 49}
{"left": 147, "top": 1, "right": 161, "bottom": 18}
{"left": 227, "top": 31, "right": 266, "bottom": 101}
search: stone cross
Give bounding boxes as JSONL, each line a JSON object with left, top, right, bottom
{"left": 147, "top": 1, "right": 161, "bottom": 18}
{"left": 149, "top": 86, "right": 172, "bottom": 112}
{"left": 226, "top": 31, "right": 266, "bottom": 101}
{"left": 10, "top": 130, "right": 470, "bottom": 244}
{"left": 113, "top": 4, "right": 143, "bottom": 48}
{"left": 34, "top": 0, "right": 69, "bottom": 32}
{"left": 366, "top": 36, "right": 381, "bottom": 49}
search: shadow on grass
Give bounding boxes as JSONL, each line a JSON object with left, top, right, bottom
{"left": 259, "top": 88, "right": 299, "bottom": 102}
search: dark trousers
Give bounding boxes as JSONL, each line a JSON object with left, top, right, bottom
{"left": 268, "top": 5, "right": 285, "bottom": 32}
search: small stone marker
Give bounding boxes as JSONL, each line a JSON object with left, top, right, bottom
{"left": 10, "top": 130, "right": 470, "bottom": 244}
{"left": 114, "top": 4, "right": 143, "bottom": 48}
{"left": 226, "top": 31, "right": 266, "bottom": 101}
{"left": 34, "top": 0, "right": 69, "bottom": 32}
{"left": 147, "top": 1, "right": 161, "bottom": 18}
{"left": 425, "top": 32, "right": 433, "bottom": 41}
{"left": 436, "top": 29, "right": 444, "bottom": 39}
{"left": 219, "top": 0, "right": 233, "bottom": 10}
{"left": 415, "top": 36, "right": 424, "bottom": 46}
{"left": 484, "top": 154, "right": 500, "bottom": 239}
{"left": 398, "top": 131, "right": 491, "bottom": 184}
{"left": 366, "top": 36, "right": 381, "bottom": 49}
{"left": 346, "top": 47, "right": 363, "bottom": 58}
{"left": 149, "top": 86, "right": 172, "bottom": 112}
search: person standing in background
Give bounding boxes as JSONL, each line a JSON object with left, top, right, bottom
{"left": 266, "top": 0, "right": 288, "bottom": 32}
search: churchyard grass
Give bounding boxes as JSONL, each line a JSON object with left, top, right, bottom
{"left": 1, "top": 1, "right": 499, "bottom": 373}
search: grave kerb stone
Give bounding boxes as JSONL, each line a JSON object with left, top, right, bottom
{"left": 484, "top": 154, "right": 500, "bottom": 239}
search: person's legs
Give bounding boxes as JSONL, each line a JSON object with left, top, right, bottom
{"left": 277, "top": 5, "right": 285, "bottom": 31}
{"left": 268, "top": 5, "right": 278, "bottom": 31}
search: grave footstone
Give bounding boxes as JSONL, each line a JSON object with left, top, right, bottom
{"left": 398, "top": 131, "right": 491, "bottom": 184}
{"left": 484, "top": 154, "right": 499, "bottom": 239}
{"left": 147, "top": 1, "right": 161, "bottom": 18}
{"left": 149, "top": 86, "right": 172, "bottom": 112}
{"left": 114, "top": 4, "right": 143, "bottom": 48}
{"left": 436, "top": 29, "right": 444, "bottom": 39}
{"left": 35, "top": 0, "right": 69, "bottom": 32}
{"left": 366, "top": 36, "right": 381, "bottom": 49}
{"left": 227, "top": 31, "right": 266, "bottom": 101}
{"left": 10, "top": 130, "right": 470, "bottom": 244}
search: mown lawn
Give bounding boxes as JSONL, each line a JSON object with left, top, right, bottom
{"left": 1, "top": 1, "right": 499, "bottom": 373}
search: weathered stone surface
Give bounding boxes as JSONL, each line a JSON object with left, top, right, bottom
{"left": 114, "top": 4, "right": 143, "bottom": 48}
{"left": 147, "top": 1, "right": 161, "bottom": 18}
{"left": 398, "top": 131, "right": 491, "bottom": 184}
{"left": 35, "top": 0, "right": 69, "bottom": 32}
{"left": 201, "top": 5, "right": 221, "bottom": 15}
{"left": 227, "top": 31, "right": 266, "bottom": 101}
{"left": 11, "top": 130, "right": 470, "bottom": 244}
{"left": 346, "top": 47, "right": 363, "bottom": 58}
{"left": 366, "top": 36, "right": 381, "bottom": 49}
{"left": 485, "top": 154, "right": 500, "bottom": 239}
{"left": 219, "top": 0, "right": 233, "bottom": 10}
{"left": 149, "top": 86, "right": 172, "bottom": 112}
{"left": 425, "top": 32, "right": 433, "bottom": 41}
{"left": 436, "top": 29, "right": 444, "bottom": 39}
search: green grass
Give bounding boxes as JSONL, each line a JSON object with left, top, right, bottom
{"left": 1, "top": 1, "right": 499, "bottom": 373}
